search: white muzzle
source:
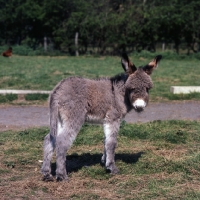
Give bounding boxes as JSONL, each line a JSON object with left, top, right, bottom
{"left": 133, "top": 99, "right": 146, "bottom": 110}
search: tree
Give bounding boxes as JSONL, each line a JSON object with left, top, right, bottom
{"left": 0, "top": 0, "right": 43, "bottom": 46}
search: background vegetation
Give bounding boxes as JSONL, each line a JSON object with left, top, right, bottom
{"left": 1, "top": 0, "right": 200, "bottom": 55}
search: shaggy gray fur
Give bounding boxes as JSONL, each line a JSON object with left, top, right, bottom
{"left": 41, "top": 53, "right": 162, "bottom": 181}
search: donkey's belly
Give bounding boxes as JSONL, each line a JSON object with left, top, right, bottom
{"left": 85, "top": 114, "right": 104, "bottom": 124}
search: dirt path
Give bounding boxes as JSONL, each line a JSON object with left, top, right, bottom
{"left": 0, "top": 101, "right": 199, "bottom": 131}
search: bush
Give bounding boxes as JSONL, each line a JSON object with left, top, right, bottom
{"left": 0, "top": 94, "right": 18, "bottom": 103}
{"left": 0, "top": 45, "right": 65, "bottom": 56}
{"left": 25, "top": 93, "right": 49, "bottom": 101}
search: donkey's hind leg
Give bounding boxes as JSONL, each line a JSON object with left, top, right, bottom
{"left": 103, "top": 121, "right": 120, "bottom": 174}
{"left": 55, "top": 119, "right": 83, "bottom": 181}
{"left": 41, "top": 133, "right": 55, "bottom": 181}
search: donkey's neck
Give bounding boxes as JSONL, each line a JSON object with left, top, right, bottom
{"left": 110, "top": 73, "right": 132, "bottom": 115}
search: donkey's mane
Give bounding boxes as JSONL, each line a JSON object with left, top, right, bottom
{"left": 92, "top": 73, "right": 127, "bottom": 84}
{"left": 110, "top": 73, "right": 128, "bottom": 83}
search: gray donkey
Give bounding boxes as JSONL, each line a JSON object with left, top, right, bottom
{"left": 41, "top": 53, "right": 162, "bottom": 181}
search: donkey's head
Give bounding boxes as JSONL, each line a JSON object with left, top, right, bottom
{"left": 122, "top": 53, "right": 162, "bottom": 112}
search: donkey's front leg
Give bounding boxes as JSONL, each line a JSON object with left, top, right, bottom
{"left": 103, "top": 121, "right": 120, "bottom": 174}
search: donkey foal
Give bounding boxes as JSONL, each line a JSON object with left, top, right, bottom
{"left": 41, "top": 53, "right": 162, "bottom": 181}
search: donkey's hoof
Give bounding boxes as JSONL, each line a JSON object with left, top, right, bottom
{"left": 110, "top": 167, "right": 119, "bottom": 175}
{"left": 42, "top": 174, "right": 54, "bottom": 182}
{"left": 106, "top": 166, "right": 120, "bottom": 175}
{"left": 56, "top": 175, "right": 69, "bottom": 182}
{"left": 111, "top": 167, "right": 120, "bottom": 175}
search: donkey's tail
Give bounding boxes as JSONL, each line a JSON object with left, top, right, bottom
{"left": 49, "top": 94, "right": 59, "bottom": 137}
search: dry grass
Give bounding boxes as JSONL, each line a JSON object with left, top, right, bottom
{"left": 0, "top": 121, "right": 200, "bottom": 199}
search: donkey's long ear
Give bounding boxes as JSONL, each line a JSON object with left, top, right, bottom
{"left": 121, "top": 53, "right": 137, "bottom": 75}
{"left": 143, "top": 55, "right": 162, "bottom": 75}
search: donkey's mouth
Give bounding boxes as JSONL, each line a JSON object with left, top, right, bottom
{"left": 134, "top": 107, "right": 144, "bottom": 113}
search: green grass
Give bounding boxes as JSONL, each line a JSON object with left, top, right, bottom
{"left": 0, "top": 121, "right": 199, "bottom": 199}
{"left": 0, "top": 54, "right": 200, "bottom": 102}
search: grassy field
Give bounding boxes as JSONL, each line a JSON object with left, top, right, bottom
{"left": 0, "top": 54, "right": 200, "bottom": 102}
{"left": 0, "top": 121, "right": 199, "bottom": 199}
{"left": 0, "top": 53, "right": 199, "bottom": 199}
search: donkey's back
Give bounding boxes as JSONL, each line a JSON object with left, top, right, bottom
{"left": 50, "top": 77, "right": 118, "bottom": 125}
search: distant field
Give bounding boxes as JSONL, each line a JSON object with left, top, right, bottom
{"left": 0, "top": 54, "right": 200, "bottom": 101}
{"left": 0, "top": 121, "right": 199, "bottom": 199}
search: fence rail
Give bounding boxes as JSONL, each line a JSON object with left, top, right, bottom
{"left": 0, "top": 89, "right": 51, "bottom": 95}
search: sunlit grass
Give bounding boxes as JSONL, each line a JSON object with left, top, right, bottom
{"left": 0, "top": 54, "right": 200, "bottom": 101}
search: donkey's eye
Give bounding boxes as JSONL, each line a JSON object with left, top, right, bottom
{"left": 130, "top": 88, "right": 135, "bottom": 93}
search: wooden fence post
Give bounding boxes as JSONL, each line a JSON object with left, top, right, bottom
{"left": 75, "top": 32, "right": 79, "bottom": 56}
{"left": 44, "top": 36, "right": 47, "bottom": 52}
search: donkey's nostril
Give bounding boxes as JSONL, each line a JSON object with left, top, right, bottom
{"left": 133, "top": 99, "right": 146, "bottom": 111}
{"left": 134, "top": 106, "right": 144, "bottom": 112}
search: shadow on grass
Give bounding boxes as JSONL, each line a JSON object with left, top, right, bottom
{"left": 51, "top": 152, "right": 143, "bottom": 175}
